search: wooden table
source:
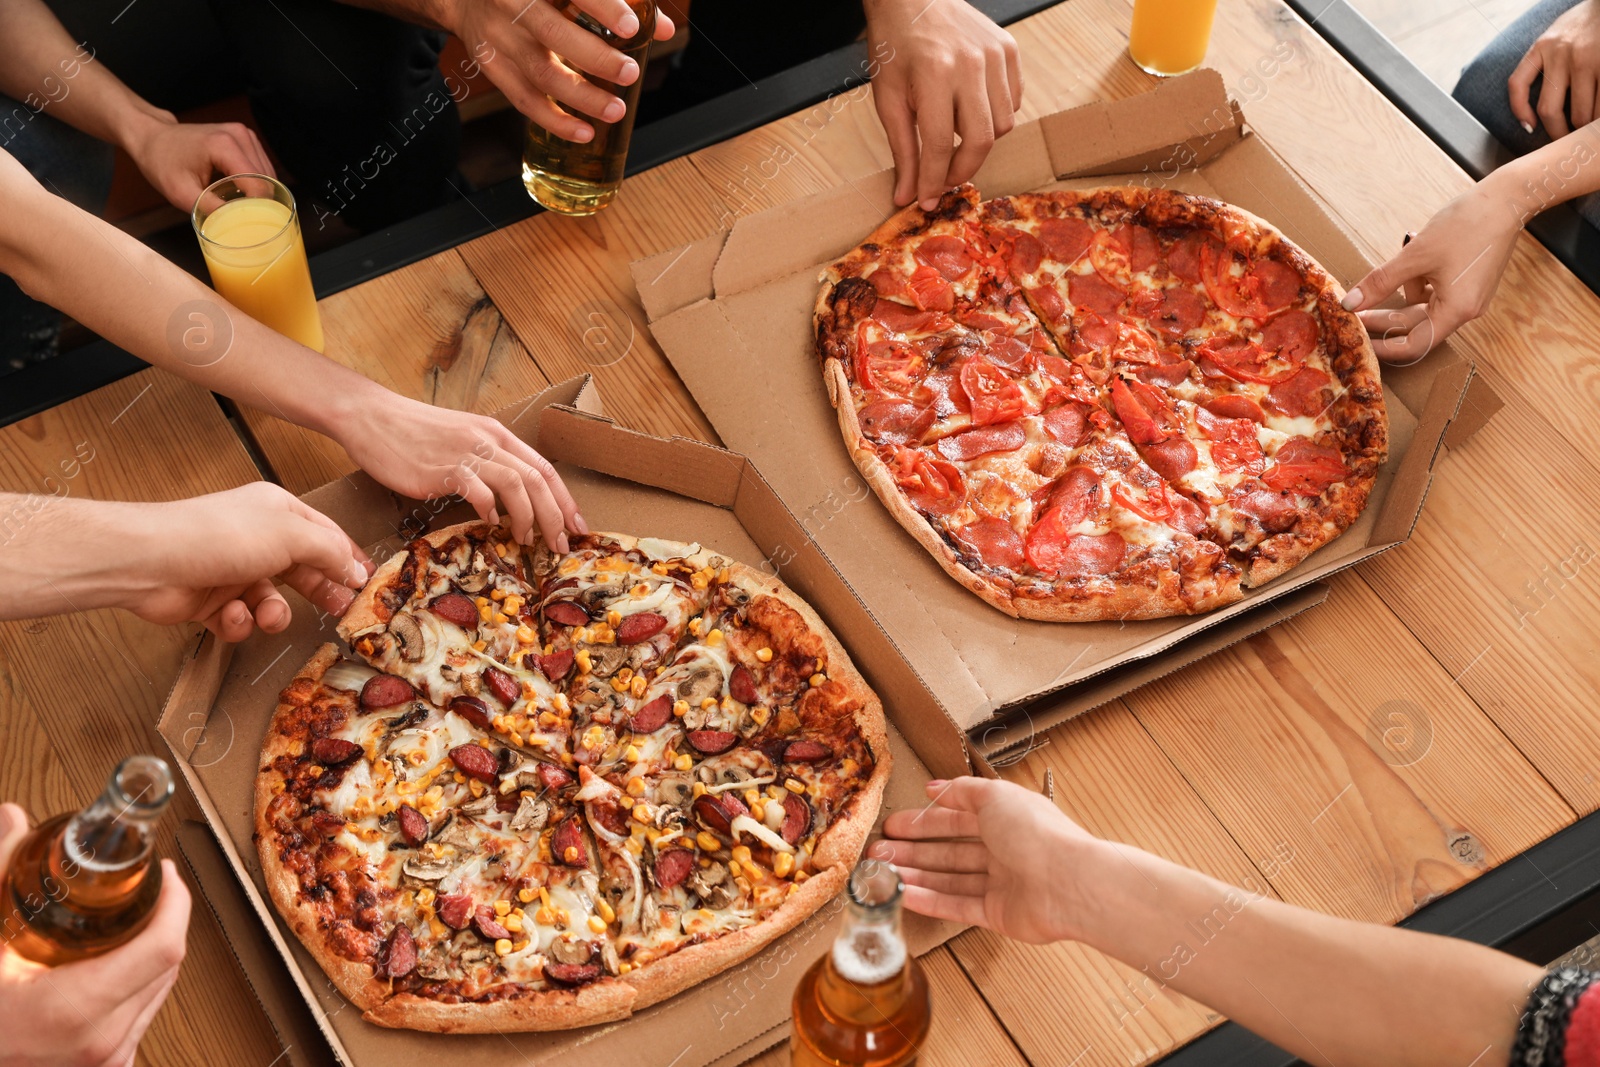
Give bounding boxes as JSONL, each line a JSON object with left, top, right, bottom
{"left": 5, "top": 0, "right": 1599, "bottom": 1063}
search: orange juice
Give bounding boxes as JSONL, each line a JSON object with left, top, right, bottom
{"left": 1129, "top": 0, "right": 1219, "bottom": 77}
{"left": 194, "top": 179, "right": 324, "bottom": 352}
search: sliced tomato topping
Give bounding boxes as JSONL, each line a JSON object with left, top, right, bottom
{"left": 1072, "top": 313, "right": 1123, "bottom": 354}
{"left": 953, "top": 516, "right": 1026, "bottom": 570}
{"left": 1196, "top": 337, "right": 1296, "bottom": 385}
{"left": 1262, "top": 437, "right": 1347, "bottom": 495}
{"left": 936, "top": 420, "right": 1026, "bottom": 461}
{"left": 1165, "top": 231, "right": 1222, "bottom": 284}
{"left": 1026, "top": 520, "right": 1126, "bottom": 576}
{"left": 906, "top": 264, "right": 955, "bottom": 312}
{"left": 1261, "top": 308, "right": 1320, "bottom": 361}
{"left": 1039, "top": 217, "right": 1093, "bottom": 265}
{"left": 1194, "top": 406, "right": 1266, "bottom": 474}
{"left": 858, "top": 398, "right": 935, "bottom": 445}
{"left": 1201, "top": 243, "right": 1303, "bottom": 320}
{"left": 1202, "top": 393, "right": 1267, "bottom": 423}
{"left": 916, "top": 235, "right": 975, "bottom": 281}
{"left": 1266, "top": 367, "right": 1334, "bottom": 418}
{"left": 857, "top": 338, "right": 925, "bottom": 396}
{"left": 890, "top": 448, "right": 966, "bottom": 514}
{"left": 1068, "top": 271, "right": 1127, "bottom": 315}
{"left": 1109, "top": 376, "right": 1177, "bottom": 445}
{"left": 960, "top": 359, "right": 1031, "bottom": 426}
{"left": 1113, "top": 482, "right": 1206, "bottom": 534}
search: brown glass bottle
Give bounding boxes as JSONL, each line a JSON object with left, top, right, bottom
{"left": 521, "top": 0, "right": 656, "bottom": 216}
{"left": 0, "top": 755, "right": 174, "bottom": 965}
{"left": 792, "top": 860, "right": 932, "bottom": 1067}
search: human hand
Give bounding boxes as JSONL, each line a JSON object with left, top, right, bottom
{"left": 116, "top": 483, "right": 373, "bottom": 642}
{"left": 335, "top": 396, "right": 586, "bottom": 552}
{"left": 869, "top": 777, "right": 1096, "bottom": 945}
{"left": 1509, "top": 0, "right": 1600, "bottom": 138}
{"left": 121, "top": 111, "right": 274, "bottom": 214}
{"left": 440, "top": 0, "right": 675, "bottom": 142}
{"left": 1341, "top": 183, "right": 1523, "bottom": 362}
{"left": 0, "top": 802, "right": 191, "bottom": 1067}
{"left": 865, "top": 0, "right": 1023, "bottom": 210}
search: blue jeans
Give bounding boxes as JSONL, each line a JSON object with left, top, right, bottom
{"left": 1451, "top": 0, "right": 1600, "bottom": 227}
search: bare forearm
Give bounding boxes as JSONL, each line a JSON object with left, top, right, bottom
{"left": 1075, "top": 840, "right": 1541, "bottom": 1067}
{"left": 1485, "top": 121, "right": 1600, "bottom": 224}
{"left": 0, "top": 495, "right": 165, "bottom": 618}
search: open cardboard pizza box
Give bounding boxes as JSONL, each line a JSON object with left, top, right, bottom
{"left": 156, "top": 376, "right": 970, "bottom": 1067}
{"left": 630, "top": 68, "right": 1502, "bottom": 762}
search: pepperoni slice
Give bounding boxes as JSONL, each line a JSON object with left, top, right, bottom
{"left": 1039, "top": 217, "right": 1093, "bottom": 264}
{"left": 310, "top": 737, "right": 361, "bottom": 765}
{"left": 538, "top": 648, "right": 574, "bottom": 681}
{"left": 1028, "top": 284, "right": 1068, "bottom": 326}
{"left": 1203, "top": 245, "right": 1303, "bottom": 320}
{"left": 1266, "top": 368, "right": 1333, "bottom": 418}
{"left": 615, "top": 612, "right": 666, "bottom": 644}
{"left": 381, "top": 924, "right": 416, "bottom": 978}
{"left": 867, "top": 269, "right": 905, "bottom": 298}
{"left": 449, "top": 694, "right": 493, "bottom": 730}
{"left": 1026, "top": 518, "right": 1127, "bottom": 577}
{"left": 1040, "top": 467, "right": 1103, "bottom": 528}
{"left": 1195, "top": 408, "right": 1266, "bottom": 474}
{"left": 545, "top": 961, "right": 601, "bottom": 986}
{"left": 780, "top": 792, "right": 813, "bottom": 845}
{"left": 890, "top": 449, "right": 966, "bottom": 515}
{"left": 1262, "top": 438, "right": 1347, "bottom": 495}
{"left": 1073, "top": 313, "right": 1122, "bottom": 354}
{"left": 872, "top": 299, "right": 940, "bottom": 335}
{"left": 1110, "top": 377, "right": 1174, "bottom": 446}
{"left": 360, "top": 674, "right": 414, "bottom": 710}
{"left": 537, "top": 763, "right": 575, "bottom": 792}
{"left": 1133, "top": 286, "right": 1206, "bottom": 338}
{"left": 729, "top": 665, "right": 759, "bottom": 705}
{"left": 1202, "top": 394, "right": 1266, "bottom": 423}
{"left": 906, "top": 265, "right": 955, "bottom": 312}
{"left": 396, "top": 804, "right": 429, "bottom": 847}
{"left": 1009, "top": 232, "right": 1044, "bottom": 276}
{"left": 1252, "top": 259, "right": 1303, "bottom": 313}
{"left": 1068, "top": 272, "right": 1126, "bottom": 315}
{"left": 1261, "top": 308, "right": 1319, "bottom": 362}
{"left": 552, "top": 816, "right": 587, "bottom": 867}
{"left": 437, "top": 893, "right": 474, "bottom": 930}
{"left": 1230, "top": 485, "right": 1300, "bottom": 532}
{"left": 952, "top": 517, "right": 1026, "bottom": 570}
{"left": 936, "top": 420, "right": 1026, "bottom": 461}
{"left": 1165, "top": 231, "right": 1222, "bottom": 284}
{"left": 449, "top": 743, "right": 499, "bottom": 782}
{"left": 915, "top": 235, "right": 975, "bottom": 281}
{"left": 858, "top": 399, "right": 935, "bottom": 445}
{"left": 784, "top": 740, "right": 833, "bottom": 763}
{"left": 687, "top": 729, "right": 737, "bottom": 755}
{"left": 1042, "top": 403, "right": 1090, "bottom": 446}
{"left": 483, "top": 667, "right": 520, "bottom": 706}
{"left": 630, "top": 694, "right": 672, "bottom": 733}
{"left": 1138, "top": 437, "right": 1199, "bottom": 482}
{"left": 429, "top": 593, "right": 478, "bottom": 629}
{"left": 654, "top": 847, "right": 695, "bottom": 889}
{"left": 1135, "top": 360, "right": 1194, "bottom": 387}
{"left": 543, "top": 600, "right": 590, "bottom": 627}
{"left": 1115, "top": 482, "right": 1207, "bottom": 535}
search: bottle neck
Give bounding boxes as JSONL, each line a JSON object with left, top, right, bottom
{"left": 56, "top": 756, "right": 173, "bottom": 882}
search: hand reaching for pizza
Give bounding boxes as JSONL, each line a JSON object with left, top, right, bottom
{"left": 1341, "top": 182, "right": 1523, "bottom": 363}
{"left": 331, "top": 396, "right": 587, "bottom": 553}
{"left": 866, "top": 0, "right": 1023, "bottom": 210}
{"left": 0, "top": 802, "right": 191, "bottom": 1066}
{"left": 433, "top": 0, "right": 676, "bottom": 142}
{"left": 869, "top": 776, "right": 1097, "bottom": 945}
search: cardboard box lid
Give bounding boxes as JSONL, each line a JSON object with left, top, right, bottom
{"left": 631, "top": 71, "right": 1493, "bottom": 735}
{"left": 157, "top": 376, "right": 962, "bottom": 1067}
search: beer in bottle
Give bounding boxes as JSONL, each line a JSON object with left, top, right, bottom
{"left": 521, "top": 0, "right": 656, "bottom": 216}
{"left": 791, "top": 859, "right": 932, "bottom": 1066}
{"left": 0, "top": 755, "right": 175, "bottom": 965}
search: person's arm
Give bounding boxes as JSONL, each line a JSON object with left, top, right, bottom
{"left": 873, "top": 777, "right": 1543, "bottom": 1067}
{"left": 1343, "top": 119, "right": 1600, "bottom": 360}
{"left": 0, "top": 484, "right": 372, "bottom": 641}
{"left": 0, "top": 149, "right": 584, "bottom": 551}
{"left": 0, "top": 0, "right": 272, "bottom": 211}
{"left": 0, "top": 802, "right": 191, "bottom": 1067}
{"left": 339, "top": 0, "right": 675, "bottom": 143}
{"left": 1508, "top": 0, "right": 1600, "bottom": 138}
{"left": 864, "top": 0, "right": 1023, "bottom": 210}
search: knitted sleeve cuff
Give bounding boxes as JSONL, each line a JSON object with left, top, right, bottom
{"left": 1512, "top": 967, "right": 1600, "bottom": 1067}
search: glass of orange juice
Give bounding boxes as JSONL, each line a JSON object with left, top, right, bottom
{"left": 1129, "top": 0, "right": 1220, "bottom": 77}
{"left": 192, "top": 174, "right": 324, "bottom": 352}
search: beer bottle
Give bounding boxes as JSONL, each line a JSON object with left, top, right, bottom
{"left": 0, "top": 755, "right": 175, "bottom": 965}
{"left": 521, "top": 0, "right": 657, "bottom": 216}
{"left": 791, "top": 859, "right": 932, "bottom": 1066}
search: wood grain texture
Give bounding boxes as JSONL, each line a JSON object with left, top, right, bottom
{"left": 738, "top": 946, "right": 1027, "bottom": 1067}
{"left": 0, "top": 370, "right": 281, "bottom": 1065}
{"left": 458, "top": 156, "right": 725, "bottom": 443}
{"left": 242, "top": 249, "right": 555, "bottom": 495}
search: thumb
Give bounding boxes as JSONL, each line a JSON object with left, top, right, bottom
{"left": 1342, "top": 245, "right": 1419, "bottom": 312}
{"left": 0, "top": 802, "right": 31, "bottom": 879}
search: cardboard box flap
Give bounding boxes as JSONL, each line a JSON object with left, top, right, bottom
{"left": 1371, "top": 351, "right": 1474, "bottom": 546}
{"left": 537, "top": 402, "right": 748, "bottom": 507}
{"left": 1041, "top": 68, "right": 1242, "bottom": 180}
{"left": 631, "top": 229, "right": 728, "bottom": 323}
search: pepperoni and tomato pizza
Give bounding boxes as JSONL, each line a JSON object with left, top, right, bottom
{"left": 254, "top": 523, "right": 888, "bottom": 1032}
{"left": 815, "top": 185, "right": 1388, "bottom": 620}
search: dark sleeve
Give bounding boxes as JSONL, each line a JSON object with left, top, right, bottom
{"left": 1511, "top": 966, "right": 1600, "bottom": 1066}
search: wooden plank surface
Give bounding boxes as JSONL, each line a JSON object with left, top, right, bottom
{"left": 0, "top": 370, "right": 282, "bottom": 1065}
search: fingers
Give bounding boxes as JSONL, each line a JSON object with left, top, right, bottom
{"left": 652, "top": 7, "right": 675, "bottom": 40}
{"left": 475, "top": 454, "right": 540, "bottom": 549}
{"left": 101, "top": 965, "right": 181, "bottom": 1066}
{"left": 900, "top": 883, "right": 989, "bottom": 927}
{"left": 488, "top": 55, "right": 597, "bottom": 142}
{"left": 867, "top": 838, "right": 989, "bottom": 873}
{"left": 0, "top": 802, "right": 29, "bottom": 878}
{"left": 876, "top": 85, "right": 922, "bottom": 208}
{"left": 201, "top": 598, "right": 257, "bottom": 643}
{"left": 894, "top": 865, "right": 988, "bottom": 897}
{"left": 278, "top": 497, "right": 371, "bottom": 589}
{"left": 571, "top": 0, "right": 640, "bottom": 38}
{"left": 279, "top": 564, "right": 358, "bottom": 618}
{"left": 454, "top": 468, "right": 503, "bottom": 530}
{"left": 946, "top": 83, "right": 997, "bottom": 191}
{"left": 72, "top": 860, "right": 190, "bottom": 992}
{"left": 1367, "top": 302, "right": 1455, "bottom": 363}
{"left": 240, "top": 577, "right": 291, "bottom": 634}
{"left": 1341, "top": 244, "right": 1420, "bottom": 312}
{"left": 492, "top": 430, "right": 584, "bottom": 542}
{"left": 205, "top": 125, "right": 262, "bottom": 182}
{"left": 985, "top": 41, "right": 1018, "bottom": 142}
{"left": 1356, "top": 303, "right": 1430, "bottom": 337}
{"left": 1509, "top": 46, "right": 1545, "bottom": 133}
{"left": 881, "top": 804, "right": 980, "bottom": 841}
{"left": 915, "top": 86, "right": 957, "bottom": 210}
{"left": 1538, "top": 51, "right": 1573, "bottom": 138}
{"left": 1575, "top": 68, "right": 1598, "bottom": 129}
{"left": 1002, "top": 32, "right": 1023, "bottom": 108}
